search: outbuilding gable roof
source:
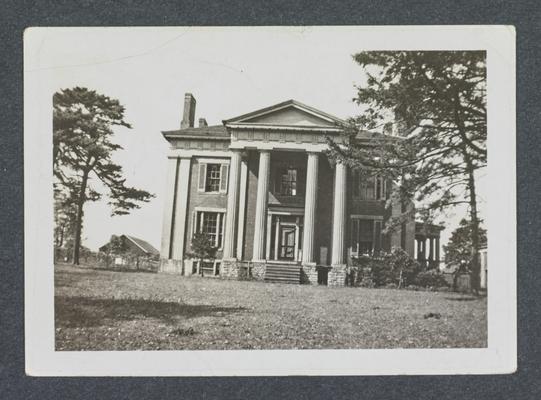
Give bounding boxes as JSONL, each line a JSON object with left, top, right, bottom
{"left": 124, "top": 235, "right": 160, "bottom": 256}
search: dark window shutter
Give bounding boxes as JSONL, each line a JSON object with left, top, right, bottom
{"left": 351, "top": 219, "right": 359, "bottom": 250}
{"left": 374, "top": 221, "right": 382, "bottom": 254}
{"left": 198, "top": 163, "right": 207, "bottom": 192}
{"left": 220, "top": 164, "right": 229, "bottom": 193}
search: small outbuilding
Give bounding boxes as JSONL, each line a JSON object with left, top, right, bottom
{"left": 99, "top": 235, "right": 159, "bottom": 269}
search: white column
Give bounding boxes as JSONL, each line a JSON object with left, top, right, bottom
{"left": 252, "top": 150, "right": 271, "bottom": 261}
{"left": 160, "top": 157, "right": 178, "bottom": 259}
{"left": 223, "top": 150, "right": 242, "bottom": 259}
{"left": 215, "top": 213, "right": 221, "bottom": 248}
{"left": 236, "top": 157, "right": 248, "bottom": 260}
{"left": 171, "top": 157, "right": 192, "bottom": 260}
{"left": 331, "top": 161, "right": 347, "bottom": 265}
{"left": 295, "top": 216, "right": 301, "bottom": 262}
{"left": 274, "top": 216, "right": 280, "bottom": 260}
{"left": 302, "top": 152, "right": 319, "bottom": 264}
{"left": 266, "top": 213, "right": 273, "bottom": 260}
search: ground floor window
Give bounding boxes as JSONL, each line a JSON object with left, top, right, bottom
{"left": 194, "top": 210, "right": 225, "bottom": 248}
{"left": 350, "top": 218, "right": 382, "bottom": 256}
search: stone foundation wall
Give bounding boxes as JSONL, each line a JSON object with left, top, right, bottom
{"left": 328, "top": 264, "right": 347, "bottom": 286}
{"left": 251, "top": 262, "right": 266, "bottom": 281}
{"left": 301, "top": 264, "right": 318, "bottom": 284}
{"left": 159, "top": 259, "right": 183, "bottom": 274}
{"left": 220, "top": 260, "right": 240, "bottom": 279}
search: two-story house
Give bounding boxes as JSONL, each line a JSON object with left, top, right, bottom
{"left": 159, "top": 93, "right": 440, "bottom": 285}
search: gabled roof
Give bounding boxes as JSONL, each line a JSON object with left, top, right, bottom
{"left": 123, "top": 235, "right": 159, "bottom": 256}
{"left": 223, "top": 99, "right": 347, "bottom": 127}
{"left": 162, "top": 125, "right": 229, "bottom": 140}
{"left": 123, "top": 235, "right": 160, "bottom": 255}
{"left": 98, "top": 235, "right": 159, "bottom": 255}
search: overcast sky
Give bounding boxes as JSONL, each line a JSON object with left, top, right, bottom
{"left": 25, "top": 27, "right": 486, "bottom": 251}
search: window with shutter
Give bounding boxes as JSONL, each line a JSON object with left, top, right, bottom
{"left": 205, "top": 164, "right": 221, "bottom": 192}
{"left": 219, "top": 164, "right": 229, "bottom": 193}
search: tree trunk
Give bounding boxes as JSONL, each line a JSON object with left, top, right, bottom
{"left": 72, "top": 170, "right": 89, "bottom": 265}
{"left": 453, "top": 91, "right": 482, "bottom": 295}
{"left": 59, "top": 226, "right": 64, "bottom": 248}
{"left": 465, "top": 159, "right": 481, "bottom": 294}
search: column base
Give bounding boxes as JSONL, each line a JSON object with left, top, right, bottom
{"left": 220, "top": 259, "right": 240, "bottom": 279}
{"left": 328, "top": 264, "right": 347, "bottom": 287}
{"left": 159, "top": 258, "right": 184, "bottom": 274}
{"left": 251, "top": 261, "right": 266, "bottom": 280}
{"left": 301, "top": 263, "right": 318, "bottom": 284}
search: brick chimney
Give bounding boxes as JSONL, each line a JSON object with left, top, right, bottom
{"left": 181, "top": 93, "right": 196, "bottom": 129}
{"left": 198, "top": 118, "right": 208, "bottom": 128}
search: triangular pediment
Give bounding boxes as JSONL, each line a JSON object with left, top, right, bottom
{"left": 224, "top": 100, "right": 345, "bottom": 128}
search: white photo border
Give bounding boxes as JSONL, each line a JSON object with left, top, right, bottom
{"left": 24, "top": 25, "right": 516, "bottom": 376}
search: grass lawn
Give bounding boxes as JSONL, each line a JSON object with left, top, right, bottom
{"left": 55, "top": 263, "right": 487, "bottom": 351}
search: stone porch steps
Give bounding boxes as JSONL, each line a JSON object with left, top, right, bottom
{"left": 264, "top": 263, "right": 301, "bottom": 284}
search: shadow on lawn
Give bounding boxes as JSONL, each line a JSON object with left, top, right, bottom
{"left": 444, "top": 296, "right": 482, "bottom": 302}
{"left": 55, "top": 296, "right": 246, "bottom": 328}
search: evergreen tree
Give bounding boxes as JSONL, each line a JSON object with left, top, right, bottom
{"left": 53, "top": 87, "right": 153, "bottom": 265}
{"left": 329, "top": 51, "right": 486, "bottom": 291}
{"left": 444, "top": 218, "right": 487, "bottom": 268}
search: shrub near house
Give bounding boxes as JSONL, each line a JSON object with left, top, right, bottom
{"left": 349, "top": 247, "right": 449, "bottom": 290}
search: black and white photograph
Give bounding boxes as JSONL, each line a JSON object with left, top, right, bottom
{"left": 24, "top": 26, "right": 516, "bottom": 375}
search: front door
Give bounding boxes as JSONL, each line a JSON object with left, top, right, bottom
{"left": 279, "top": 226, "right": 296, "bottom": 260}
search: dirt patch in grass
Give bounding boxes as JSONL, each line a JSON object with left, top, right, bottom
{"left": 55, "top": 264, "right": 487, "bottom": 351}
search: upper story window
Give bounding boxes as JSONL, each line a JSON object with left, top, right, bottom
{"left": 274, "top": 164, "right": 303, "bottom": 197}
{"left": 279, "top": 167, "right": 298, "bottom": 196}
{"left": 198, "top": 161, "right": 229, "bottom": 193}
{"left": 352, "top": 170, "right": 386, "bottom": 200}
{"left": 205, "top": 164, "right": 222, "bottom": 192}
